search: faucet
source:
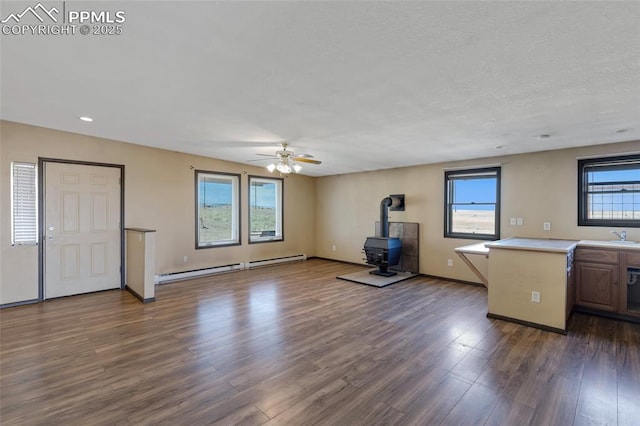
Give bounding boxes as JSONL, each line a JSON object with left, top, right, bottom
{"left": 611, "top": 230, "right": 627, "bottom": 241}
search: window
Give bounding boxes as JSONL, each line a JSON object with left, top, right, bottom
{"left": 11, "top": 162, "right": 38, "bottom": 245}
{"left": 578, "top": 154, "right": 640, "bottom": 227}
{"left": 249, "top": 176, "right": 283, "bottom": 243}
{"left": 445, "top": 167, "right": 501, "bottom": 240}
{"left": 195, "top": 171, "right": 240, "bottom": 248}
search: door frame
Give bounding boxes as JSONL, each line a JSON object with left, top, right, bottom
{"left": 38, "top": 158, "right": 125, "bottom": 301}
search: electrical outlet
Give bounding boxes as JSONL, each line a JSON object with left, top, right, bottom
{"left": 332, "top": 245, "right": 336, "bottom": 251}
{"left": 517, "top": 217, "right": 524, "bottom": 226}
{"left": 183, "top": 256, "right": 188, "bottom": 263}
{"left": 531, "top": 291, "right": 541, "bottom": 303}
{"left": 543, "top": 222, "right": 551, "bottom": 231}
{"left": 447, "top": 259, "right": 453, "bottom": 267}
{"left": 510, "top": 217, "right": 517, "bottom": 225}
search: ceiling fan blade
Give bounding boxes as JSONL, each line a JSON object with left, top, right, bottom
{"left": 255, "top": 153, "right": 279, "bottom": 157}
{"left": 246, "top": 158, "right": 274, "bottom": 162}
{"left": 294, "top": 157, "right": 322, "bottom": 165}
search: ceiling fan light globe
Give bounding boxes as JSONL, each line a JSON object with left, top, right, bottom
{"left": 277, "top": 163, "right": 292, "bottom": 174}
{"left": 267, "top": 163, "right": 276, "bottom": 173}
{"left": 293, "top": 164, "right": 302, "bottom": 173}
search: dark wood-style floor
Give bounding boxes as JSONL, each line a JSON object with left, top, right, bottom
{"left": 1, "top": 259, "right": 639, "bottom": 425}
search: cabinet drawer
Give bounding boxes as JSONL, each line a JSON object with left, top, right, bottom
{"left": 625, "top": 251, "right": 640, "bottom": 267}
{"left": 574, "top": 248, "right": 619, "bottom": 264}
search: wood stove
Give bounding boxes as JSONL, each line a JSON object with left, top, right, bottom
{"left": 363, "top": 196, "right": 403, "bottom": 277}
{"left": 364, "top": 236, "right": 402, "bottom": 277}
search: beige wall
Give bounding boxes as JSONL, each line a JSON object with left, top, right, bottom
{"left": 316, "top": 140, "right": 640, "bottom": 282}
{"left": 1, "top": 121, "right": 316, "bottom": 305}
{"left": 2, "top": 119, "right": 638, "bottom": 304}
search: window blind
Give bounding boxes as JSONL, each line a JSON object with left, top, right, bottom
{"left": 11, "top": 162, "right": 38, "bottom": 245}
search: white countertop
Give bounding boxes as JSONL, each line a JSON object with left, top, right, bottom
{"left": 455, "top": 237, "right": 640, "bottom": 292}
{"left": 484, "top": 237, "right": 578, "bottom": 253}
{"left": 454, "top": 242, "right": 490, "bottom": 255}
{"left": 576, "top": 240, "right": 640, "bottom": 250}
{"left": 480, "top": 237, "right": 640, "bottom": 253}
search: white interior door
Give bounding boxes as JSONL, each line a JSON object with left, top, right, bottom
{"left": 45, "top": 162, "right": 121, "bottom": 299}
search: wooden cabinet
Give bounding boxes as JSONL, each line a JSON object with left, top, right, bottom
{"left": 575, "top": 262, "right": 618, "bottom": 311}
{"left": 574, "top": 247, "right": 640, "bottom": 320}
{"left": 574, "top": 248, "right": 619, "bottom": 264}
{"left": 626, "top": 251, "right": 640, "bottom": 267}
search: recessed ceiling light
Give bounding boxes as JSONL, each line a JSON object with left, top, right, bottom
{"left": 79, "top": 116, "right": 93, "bottom": 122}
{"left": 538, "top": 134, "right": 551, "bottom": 140}
{"left": 615, "top": 128, "right": 631, "bottom": 134}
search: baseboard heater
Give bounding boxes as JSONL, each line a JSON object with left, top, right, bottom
{"left": 155, "top": 263, "right": 243, "bottom": 284}
{"left": 245, "top": 254, "right": 307, "bottom": 269}
{"left": 154, "top": 254, "right": 306, "bottom": 284}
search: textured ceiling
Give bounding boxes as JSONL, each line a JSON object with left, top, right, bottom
{"left": 1, "top": 1, "right": 639, "bottom": 176}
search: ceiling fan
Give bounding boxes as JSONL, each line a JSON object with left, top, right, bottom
{"left": 252, "top": 143, "right": 322, "bottom": 175}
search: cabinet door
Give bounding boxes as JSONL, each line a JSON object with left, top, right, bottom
{"left": 575, "top": 262, "right": 618, "bottom": 311}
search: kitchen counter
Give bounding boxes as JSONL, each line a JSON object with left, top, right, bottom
{"left": 454, "top": 242, "right": 490, "bottom": 256}
{"left": 456, "top": 238, "right": 639, "bottom": 287}
{"left": 577, "top": 240, "right": 640, "bottom": 250}
{"left": 456, "top": 236, "right": 639, "bottom": 334}
{"left": 486, "top": 242, "right": 573, "bottom": 333}
{"left": 454, "top": 238, "right": 578, "bottom": 288}
{"left": 484, "top": 237, "right": 578, "bottom": 253}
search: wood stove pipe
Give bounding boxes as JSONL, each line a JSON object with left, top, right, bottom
{"left": 380, "top": 195, "right": 404, "bottom": 237}
{"left": 380, "top": 197, "right": 393, "bottom": 237}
